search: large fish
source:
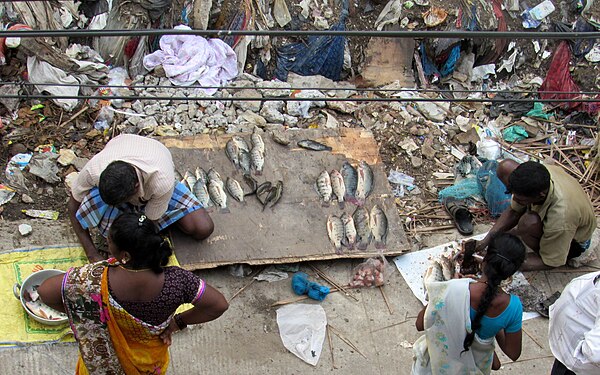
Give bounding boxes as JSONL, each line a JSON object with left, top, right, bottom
{"left": 341, "top": 161, "right": 358, "bottom": 205}
{"left": 239, "top": 149, "right": 252, "bottom": 175}
{"left": 195, "top": 167, "right": 208, "bottom": 186}
{"left": 232, "top": 135, "right": 250, "bottom": 152}
{"left": 330, "top": 169, "right": 346, "bottom": 209}
{"left": 193, "top": 178, "right": 213, "bottom": 208}
{"left": 183, "top": 170, "right": 197, "bottom": 191}
{"left": 251, "top": 127, "right": 265, "bottom": 154}
{"left": 208, "top": 178, "right": 229, "bottom": 213}
{"left": 207, "top": 168, "right": 223, "bottom": 185}
{"left": 250, "top": 146, "right": 264, "bottom": 175}
{"left": 369, "top": 205, "right": 388, "bottom": 249}
{"left": 327, "top": 215, "right": 345, "bottom": 254}
{"left": 225, "top": 138, "right": 241, "bottom": 169}
{"left": 340, "top": 212, "right": 357, "bottom": 250}
{"left": 356, "top": 160, "right": 374, "bottom": 206}
{"left": 316, "top": 170, "right": 333, "bottom": 206}
{"left": 352, "top": 206, "right": 371, "bottom": 250}
{"left": 225, "top": 177, "right": 245, "bottom": 203}
{"left": 298, "top": 139, "right": 332, "bottom": 151}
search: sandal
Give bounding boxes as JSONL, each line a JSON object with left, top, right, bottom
{"left": 535, "top": 291, "right": 561, "bottom": 318}
{"left": 443, "top": 197, "right": 474, "bottom": 235}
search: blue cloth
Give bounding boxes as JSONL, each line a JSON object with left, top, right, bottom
{"left": 476, "top": 160, "right": 512, "bottom": 217}
{"left": 275, "top": 1, "right": 348, "bottom": 81}
{"left": 470, "top": 294, "right": 523, "bottom": 339}
{"left": 76, "top": 182, "right": 202, "bottom": 237}
{"left": 292, "top": 272, "right": 330, "bottom": 301}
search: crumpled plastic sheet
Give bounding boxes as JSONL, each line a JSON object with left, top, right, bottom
{"left": 502, "top": 125, "right": 529, "bottom": 142}
{"left": 143, "top": 25, "right": 238, "bottom": 94}
{"left": 28, "top": 152, "right": 61, "bottom": 184}
{"left": 276, "top": 304, "right": 327, "bottom": 366}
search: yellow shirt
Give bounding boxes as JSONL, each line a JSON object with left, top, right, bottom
{"left": 510, "top": 165, "right": 597, "bottom": 267}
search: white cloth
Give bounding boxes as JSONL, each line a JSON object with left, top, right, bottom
{"left": 412, "top": 278, "right": 495, "bottom": 375}
{"left": 549, "top": 271, "right": 600, "bottom": 374}
{"left": 143, "top": 25, "right": 238, "bottom": 94}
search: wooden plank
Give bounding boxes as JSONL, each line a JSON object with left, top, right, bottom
{"left": 162, "top": 128, "right": 410, "bottom": 271}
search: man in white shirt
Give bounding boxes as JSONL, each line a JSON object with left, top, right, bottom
{"left": 549, "top": 271, "right": 600, "bottom": 374}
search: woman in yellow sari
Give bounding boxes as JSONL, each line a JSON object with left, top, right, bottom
{"left": 38, "top": 212, "right": 228, "bottom": 374}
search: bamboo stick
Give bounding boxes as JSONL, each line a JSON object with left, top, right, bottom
{"left": 228, "top": 266, "right": 266, "bottom": 302}
{"left": 379, "top": 285, "right": 394, "bottom": 315}
{"left": 309, "top": 264, "right": 359, "bottom": 302}
{"left": 327, "top": 325, "right": 337, "bottom": 369}
{"left": 328, "top": 324, "right": 368, "bottom": 360}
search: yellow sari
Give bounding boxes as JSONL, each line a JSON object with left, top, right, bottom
{"left": 63, "top": 261, "right": 171, "bottom": 375}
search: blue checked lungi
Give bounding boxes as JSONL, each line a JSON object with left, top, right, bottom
{"left": 76, "top": 182, "right": 202, "bottom": 238}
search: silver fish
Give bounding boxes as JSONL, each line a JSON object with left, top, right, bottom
{"left": 251, "top": 127, "right": 265, "bottom": 154}
{"left": 193, "top": 178, "right": 213, "bottom": 208}
{"left": 174, "top": 169, "right": 184, "bottom": 184}
{"left": 183, "top": 170, "right": 197, "bottom": 191}
{"left": 239, "top": 149, "right": 252, "bottom": 175}
{"left": 369, "top": 205, "right": 388, "bottom": 250}
{"left": 341, "top": 161, "right": 358, "bottom": 205}
{"left": 298, "top": 139, "right": 332, "bottom": 151}
{"left": 340, "top": 212, "right": 357, "bottom": 250}
{"left": 316, "top": 170, "right": 332, "bottom": 206}
{"left": 330, "top": 169, "right": 346, "bottom": 209}
{"left": 225, "top": 177, "right": 245, "bottom": 203}
{"left": 352, "top": 206, "right": 371, "bottom": 250}
{"left": 208, "top": 178, "right": 229, "bottom": 213}
{"left": 232, "top": 135, "right": 250, "bottom": 152}
{"left": 195, "top": 167, "right": 208, "bottom": 185}
{"left": 207, "top": 168, "right": 223, "bottom": 185}
{"left": 225, "top": 138, "right": 241, "bottom": 169}
{"left": 327, "top": 215, "right": 345, "bottom": 254}
{"left": 250, "top": 147, "right": 264, "bottom": 175}
{"left": 356, "top": 160, "right": 374, "bottom": 206}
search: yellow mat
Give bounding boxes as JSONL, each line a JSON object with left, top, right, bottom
{"left": 0, "top": 245, "right": 87, "bottom": 347}
{"left": 0, "top": 244, "right": 190, "bottom": 347}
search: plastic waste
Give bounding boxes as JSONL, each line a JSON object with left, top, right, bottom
{"left": 526, "top": 102, "right": 551, "bottom": 119}
{"left": 477, "top": 139, "right": 502, "bottom": 160}
{"left": 28, "top": 152, "right": 61, "bottom": 184}
{"left": 22, "top": 209, "right": 59, "bottom": 220}
{"left": 529, "top": 0, "right": 555, "bottom": 20}
{"left": 254, "top": 266, "right": 289, "bottom": 282}
{"left": 423, "top": 7, "right": 448, "bottom": 27}
{"left": 502, "top": 126, "right": 529, "bottom": 142}
{"left": 276, "top": 304, "right": 327, "bottom": 366}
{"left": 291, "top": 272, "right": 330, "bottom": 301}
{"left": 5, "top": 153, "right": 32, "bottom": 191}
{"left": 94, "top": 106, "right": 114, "bottom": 132}
{"left": 0, "top": 185, "right": 16, "bottom": 206}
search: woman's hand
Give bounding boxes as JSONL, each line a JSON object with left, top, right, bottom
{"left": 159, "top": 319, "right": 180, "bottom": 345}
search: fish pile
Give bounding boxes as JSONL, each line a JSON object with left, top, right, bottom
{"left": 255, "top": 180, "right": 284, "bottom": 211}
{"left": 24, "top": 284, "right": 67, "bottom": 321}
{"left": 348, "top": 257, "right": 386, "bottom": 288}
{"left": 422, "top": 248, "right": 461, "bottom": 299}
{"left": 226, "top": 127, "right": 265, "bottom": 176}
{"left": 326, "top": 205, "right": 388, "bottom": 253}
{"left": 316, "top": 160, "right": 373, "bottom": 208}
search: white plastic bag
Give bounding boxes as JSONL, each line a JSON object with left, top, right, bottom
{"left": 276, "top": 304, "right": 327, "bottom": 366}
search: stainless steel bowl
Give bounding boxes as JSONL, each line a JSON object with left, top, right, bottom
{"left": 13, "top": 269, "right": 68, "bottom": 326}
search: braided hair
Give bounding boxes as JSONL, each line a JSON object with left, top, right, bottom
{"left": 462, "top": 233, "right": 526, "bottom": 352}
{"left": 109, "top": 212, "right": 173, "bottom": 274}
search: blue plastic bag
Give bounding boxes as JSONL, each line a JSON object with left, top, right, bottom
{"left": 292, "top": 272, "right": 330, "bottom": 301}
{"left": 476, "top": 160, "right": 511, "bottom": 216}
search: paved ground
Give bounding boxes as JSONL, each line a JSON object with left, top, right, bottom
{"left": 0, "top": 218, "right": 594, "bottom": 374}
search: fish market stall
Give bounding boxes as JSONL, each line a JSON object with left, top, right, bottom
{"left": 163, "top": 128, "right": 410, "bottom": 270}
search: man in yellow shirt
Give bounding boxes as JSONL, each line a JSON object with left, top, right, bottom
{"left": 477, "top": 161, "right": 597, "bottom": 271}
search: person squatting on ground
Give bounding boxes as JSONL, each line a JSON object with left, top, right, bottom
{"left": 413, "top": 234, "right": 526, "bottom": 374}
{"left": 38, "top": 212, "right": 228, "bottom": 374}
{"left": 68, "top": 134, "right": 214, "bottom": 262}
{"left": 477, "top": 160, "right": 597, "bottom": 271}
{"left": 548, "top": 271, "right": 600, "bottom": 375}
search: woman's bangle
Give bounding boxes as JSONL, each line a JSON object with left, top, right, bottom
{"left": 174, "top": 314, "right": 187, "bottom": 331}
